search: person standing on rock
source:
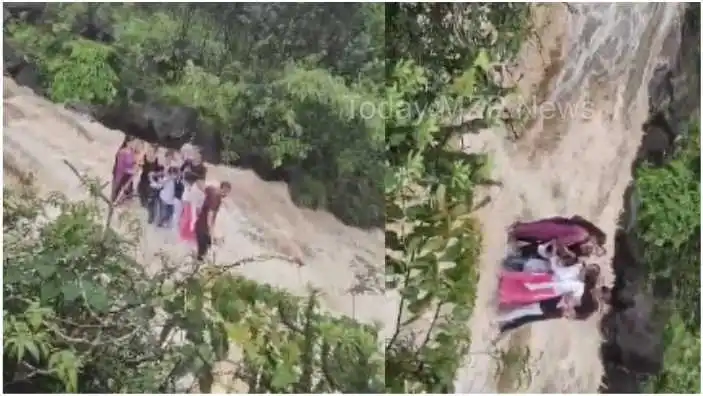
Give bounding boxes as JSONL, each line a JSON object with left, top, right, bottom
{"left": 194, "top": 181, "right": 231, "bottom": 261}
{"left": 178, "top": 148, "right": 207, "bottom": 232}
{"left": 179, "top": 176, "right": 206, "bottom": 243}
{"left": 156, "top": 166, "right": 181, "bottom": 228}
{"left": 112, "top": 137, "right": 139, "bottom": 205}
{"left": 137, "top": 144, "right": 162, "bottom": 208}
{"left": 146, "top": 162, "right": 165, "bottom": 224}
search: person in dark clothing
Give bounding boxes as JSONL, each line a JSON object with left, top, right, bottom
{"left": 194, "top": 181, "right": 232, "bottom": 261}
{"left": 499, "top": 297, "right": 564, "bottom": 333}
{"left": 138, "top": 145, "right": 162, "bottom": 208}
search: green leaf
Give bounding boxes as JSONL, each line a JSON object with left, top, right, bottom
{"left": 84, "top": 281, "right": 110, "bottom": 313}
{"left": 26, "top": 307, "right": 44, "bottom": 331}
{"left": 35, "top": 262, "right": 57, "bottom": 279}
{"left": 61, "top": 282, "right": 82, "bottom": 302}
{"left": 24, "top": 340, "right": 41, "bottom": 361}
{"left": 40, "top": 279, "right": 62, "bottom": 301}
{"left": 271, "top": 364, "right": 297, "bottom": 390}
{"left": 49, "top": 350, "right": 80, "bottom": 392}
{"left": 473, "top": 49, "right": 491, "bottom": 73}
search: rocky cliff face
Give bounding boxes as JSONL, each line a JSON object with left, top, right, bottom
{"left": 601, "top": 3, "right": 700, "bottom": 393}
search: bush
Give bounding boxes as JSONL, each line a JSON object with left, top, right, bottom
{"left": 636, "top": 120, "right": 701, "bottom": 393}
{"left": 47, "top": 39, "right": 120, "bottom": 104}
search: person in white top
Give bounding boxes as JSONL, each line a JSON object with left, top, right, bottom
{"left": 522, "top": 241, "right": 584, "bottom": 278}
{"left": 157, "top": 167, "right": 179, "bottom": 228}
{"left": 184, "top": 178, "right": 206, "bottom": 230}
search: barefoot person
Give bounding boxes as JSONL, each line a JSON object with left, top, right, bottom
{"left": 194, "top": 181, "right": 232, "bottom": 261}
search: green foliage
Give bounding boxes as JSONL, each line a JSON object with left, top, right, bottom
{"left": 5, "top": 4, "right": 384, "bottom": 228}
{"left": 636, "top": 120, "right": 701, "bottom": 393}
{"left": 643, "top": 312, "right": 701, "bottom": 393}
{"left": 46, "top": 39, "right": 120, "bottom": 104}
{"left": 6, "top": 23, "right": 119, "bottom": 105}
{"left": 204, "top": 276, "right": 384, "bottom": 392}
{"left": 4, "top": 187, "right": 161, "bottom": 393}
{"left": 3, "top": 184, "right": 383, "bottom": 393}
{"left": 384, "top": 4, "right": 530, "bottom": 393}
{"left": 636, "top": 121, "right": 700, "bottom": 313}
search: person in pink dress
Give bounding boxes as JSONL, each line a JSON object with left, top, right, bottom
{"left": 497, "top": 264, "right": 607, "bottom": 334}
{"left": 112, "top": 138, "right": 138, "bottom": 206}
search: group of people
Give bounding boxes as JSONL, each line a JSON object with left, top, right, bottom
{"left": 111, "top": 136, "right": 232, "bottom": 261}
{"left": 497, "top": 216, "right": 610, "bottom": 333}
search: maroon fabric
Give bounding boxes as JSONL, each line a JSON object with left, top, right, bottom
{"left": 510, "top": 218, "right": 590, "bottom": 247}
{"left": 195, "top": 186, "right": 222, "bottom": 232}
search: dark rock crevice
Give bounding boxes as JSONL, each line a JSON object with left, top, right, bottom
{"left": 599, "top": 3, "right": 700, "bottom": 393}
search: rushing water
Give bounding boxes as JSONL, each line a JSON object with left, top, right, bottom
{"left": 455, "top": 3, "right": 684, "bottom": 393}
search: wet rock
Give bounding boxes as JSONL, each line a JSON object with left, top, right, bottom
{"left": 642, "top": 3, "right": 701, "bottom": 158}
{"left": 234, "top": 152, "right": 292, "bottom": 182}
{"left": 3, "top": 3, "right": 47, "bottom": 24}
{"left": 88, "top": 100, "right": 222, "bottom": 163}
{"left": 13, "top": 62, "right": 42, "bottom": 94}
{"left": 191, "top": 120, "right": 223, "bottom": 164}
{"left": 76, "top": 20, "right": 115, "bottom": 44}
{"left": 3, "top": 41, "right": 42, "bottom": 94}
{"left": 67, "top": 7, "right": 115, "bottom": 44}
{"left": 3, "top": 39, "right": 26, "bottom": 75}
{"left": 600, "top": 232, "right": 666, "bottom": 393}
{"left": 640, "top": 112, "right": 676, "bottom": 166}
